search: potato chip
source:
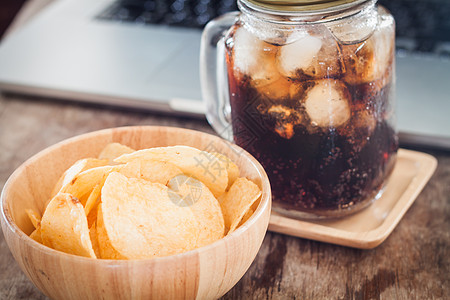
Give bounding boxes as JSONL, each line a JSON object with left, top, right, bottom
{"left": 115, "top": 146, "right": 228, "bottom": 197}
{"left": 219, "top": 177, "right": 262, "bottom": 234}
{"left": 26, "top": 209, "right": 41, "bottom": 229}
{"left": 101, "top": 172, "right": 199, "bottom": 259}
{"left": 86, "top": 204, "right": 99, "bottom": 229}
{"left": 52, "top": 158, "right": 108, "bottom": 197}
{"left": 60, "top": 165, "right": 122, "bottom": 204}
{"left": 237, "top": 198, "right": 260, "bottom": 228}
{"left": 40, "top": 193, "right": 96, "bottom": 258}
{"left": 84, "top": 184, "right": 102, "bottom": 216}
{"left": 98, "top": 142, "right": 135, "bottom": 163}
{"left": 30, "top": 226, "right": 42, "bottom": 243}
{"left": 96, "top": 205, "right": 125, "bottom": 259}
{"left": 238, "top": 209, "right": 254, "bottom": 228}
{"left": 89, "top": 223, "right": 101, "bottom": 258}
{"left": 210, "top": 152, "right": 240, "bottom": 189}
{"left": 119, "top": 159, "right": 182, "bottom": 185}
{"left": 167, "top": 175, "right": 224, "bottom": 248}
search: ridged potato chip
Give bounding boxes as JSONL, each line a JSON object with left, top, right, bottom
{"left": 89, "top": 223, "right": 101, "bottom": 258}
{"left": 52, "top": 158, "right": 108, "bottom": 197}
{"left": 101, "top": 172, "right": 199, "bottom": 259}
{"left": 210, "top": 152, "right": 240, "bottom": 189}
{"left": 60, "top": 165, "right": 122, "bottom": 204}
{"left": 219, "top": 178, "right": 262, "bottom": 234}
{"left": 115, "top": 146, "right": 228, "bottom": 197}
{"left": 26, "top": 209, "right": 41, "bottom": 229}
{"left": 98, "top": 142, "right": 135, "bottom": 163}
{"left": 30, "top": 226, "right": 42, "bottom": 243}
{"left": 168, "top": 175, "right": 224, "bottom": 248}
{"left": 84, "top": 184, "right": 102, "bottom": 216}
{"left": 41, "top": 193, "right": 96, "bottom": 258}
{"left": 96, "top": 205, "right": 125, "bottom": 259}
{"left": 119, "top": 159, "right": 182, "bottom": 185}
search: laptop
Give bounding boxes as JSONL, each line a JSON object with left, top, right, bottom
{"left": 0, "top": 0, "right": 449, "bottom": 148}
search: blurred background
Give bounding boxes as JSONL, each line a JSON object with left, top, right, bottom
{"left": 2, "top": 0, "right": 450, "bottom": 55}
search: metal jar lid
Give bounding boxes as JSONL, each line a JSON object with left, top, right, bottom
{"left": 243, "top": 0, "right": 370, "bottom": 12}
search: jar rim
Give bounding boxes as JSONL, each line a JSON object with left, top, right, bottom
{"left": 241, "top": 0, "right": 372, "bottom": 14}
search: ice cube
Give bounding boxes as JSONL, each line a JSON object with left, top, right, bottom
{"left": 232, "top": 26, "right": 279, "bottom": 83}
{"left": 276, "top": 30, "right": 342, "bottom": 79}
{"left": 327, "top": 6, "right": 377, "bottom": 45}
{"left": 254, "top": 77, "right": 306, "bottom": 101}
{"left": 277, "top": 34, "right": 322, "bottom": 77}
{"left": 341, "top": 7, "right": 395, "bottom": 85}
{"left": 303, "top": 79, "right": 351, "bottom": 128}
{"left": 267, "top": 105, "right": 302, "bottom": 139}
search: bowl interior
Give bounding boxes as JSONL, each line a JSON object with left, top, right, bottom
{"left": 3, "top": 125, "right": 270, "bottom": 241}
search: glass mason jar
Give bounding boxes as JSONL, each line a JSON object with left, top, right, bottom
{"left": 200, "top": 0, "right": 398, "bottom": 219}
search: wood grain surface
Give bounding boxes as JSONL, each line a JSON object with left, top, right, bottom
{"left": 1, "top": 92, "right": 449, "bottom": 300}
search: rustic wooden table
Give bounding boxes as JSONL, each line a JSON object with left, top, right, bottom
{"left": 0, "top": 1, "right": 449, "bottom": 299}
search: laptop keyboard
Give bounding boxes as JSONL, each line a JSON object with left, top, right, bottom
{"left": 96, "top": 0, "right": 237, "bottom": 28}
{"left": 96, "top": 0, "right": 450, "bottom": 56}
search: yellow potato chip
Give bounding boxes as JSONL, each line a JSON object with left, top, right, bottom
{"left": 98, "top": 143, "right": 135, "bottom": 163}
{"left": 210, "top": 152, "right": 240, "bottom": 189}
{"left": 96, "top": 205, "right": 125, "bottom": 259}
{"left": 84, "top": 184, "right": 102, "bottom": 216}
{"left": 40, "top": 193, "right": 96, "bottom": 258}
{"left": 89, "top": 223, "right": 101, "bottom": 258}
{"left": 60, "top": 165, "right": 122, "bottom": 204}
{"left": 30, "top": 226, "right": 42, "bottom": 243}
{"left": 101, "top": 172, "right": 199, "bottom": 259}
{"left": 26, "top": 209, "right": 41, "bottom": 229}
{"left": 115, "top": 146, "right": 228, "bottom": 197}
{"left": 167, "top": 175, "right": 224, "bottom": 248}
{"left": 119, "top": 159, "right": 182, "bottom": 185}
{"left": 238, "top": 208, "right": 254, "bottom": 228}
{"left": 219, "top": 177, "right": 262, "bottom": 234}
{"left": 52, "top": 158, "right": 108, "bottom": 197}
{"left": 86, "top": 204, "right": 99, "bottom": 229}
{"left": 237, "top": 198, "right": 261, "bottom": 228}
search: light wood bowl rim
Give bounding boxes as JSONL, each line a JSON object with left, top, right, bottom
{"left": 1, "top": 125, "right": 271, "bottom": 264}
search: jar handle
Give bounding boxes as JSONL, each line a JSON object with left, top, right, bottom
{"left": 200, "top": 12, "right": 239, "bottom": 142}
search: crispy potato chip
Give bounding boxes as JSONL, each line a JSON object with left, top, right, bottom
{"left": 219, "top": 177, "right": 262, "bottom": 234}
{"left": 26, "top": 209, "right": 41, "bottom": 229}
{"left": 119, "top": 159, "right": 182, "bottom": 185}
{"left": 167, "top": 175, "right": 224, "bottom": 248}
{"left": 89, "top": 223, "right": 101, "bottom": 258}
{"left": 101, "top": 172, "right": 199, "bottom": 259}
{"left": 238, "top": 208, "right": 255, "bottom": 227}
{"left": 115, "top": 146, "right": 228, "bottom": 197}
{"left": 238, "top": 197, "right": 261, "bottom": 228}
{"left": 96, "top": 205, "right": 125, "bottom": 259}
{"left": 41, "top": 193, "right": 96, "bottom": 258}
{"left": 52, "top": 158, "right": 108, "bottom": 197}
{"left": 86, "top": 204, "right": 99, "bottom": 229}
{"left": 60, "top": 165, "right": 122, "bottom": 204}
{"left": 30, "top": 226, "right": 42, "bottom": 243}
{"left": 98, "top": 143, "right": 135, "bottom": 163}
{"left": 84, "top": 184, "right": 102, "bottom": 216}
{"left": 210, "top": 152, "right": 240, "bottom": 189}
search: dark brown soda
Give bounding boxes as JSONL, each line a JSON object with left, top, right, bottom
{"left": 225, "top": 33, "right": 398, "bottom": 217}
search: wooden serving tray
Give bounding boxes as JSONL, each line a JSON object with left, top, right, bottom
{"left": 268, "top": 149, "right": 437, "bottom": 249}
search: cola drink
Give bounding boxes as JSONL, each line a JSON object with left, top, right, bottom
{"left": 225, "top": 7, "right": 398, "bottom": 218}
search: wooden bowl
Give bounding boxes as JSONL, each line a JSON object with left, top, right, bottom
{"left": 1, "top": 126, "right": 271, "bottom": 300}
